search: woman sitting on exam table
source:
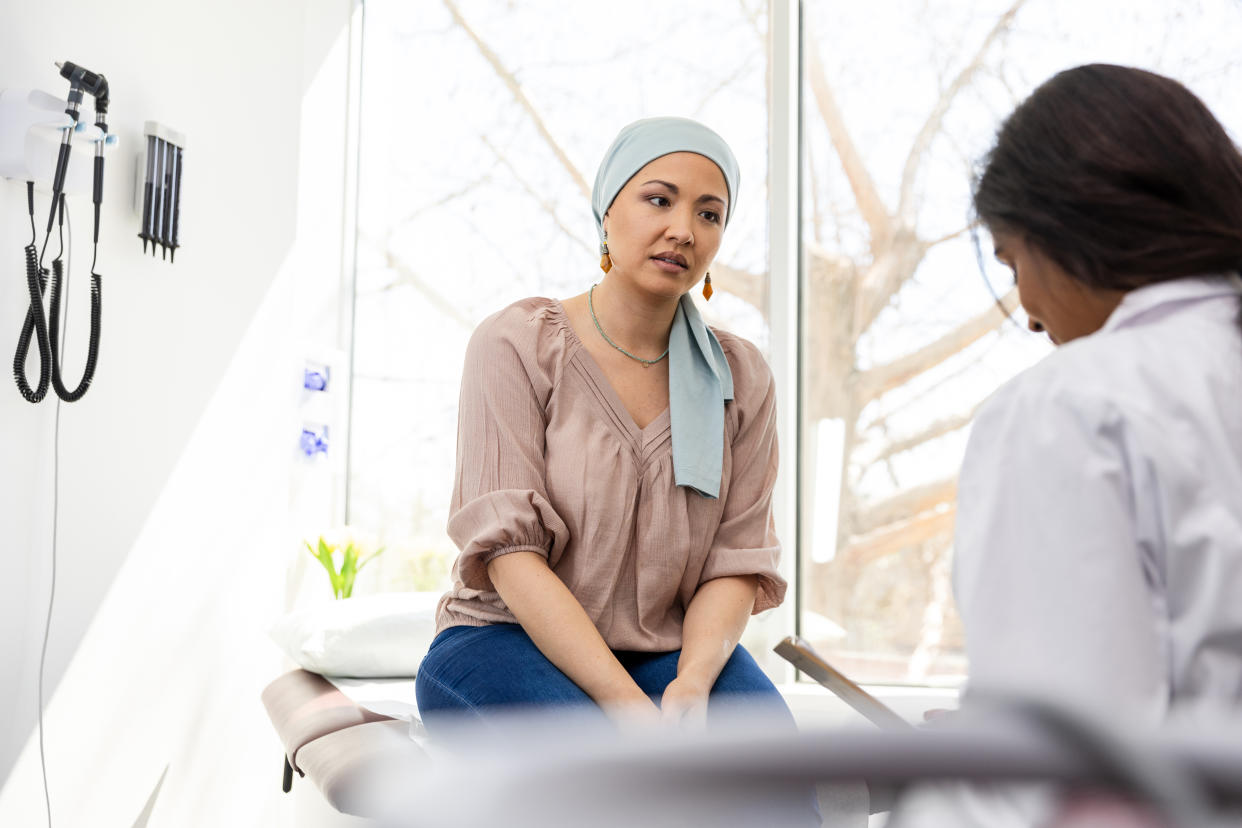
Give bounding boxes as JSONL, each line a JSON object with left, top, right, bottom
{"left": 893, "top": 63, "right": 1242, "bottom": 826}
{"left": 415, "top": 118, "right": 795, "bottom": 732}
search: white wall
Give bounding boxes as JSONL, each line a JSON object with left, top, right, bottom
{"left": 0, "top": 0, "right": 357, "bottom": 823}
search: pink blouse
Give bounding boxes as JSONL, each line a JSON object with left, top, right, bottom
{"left": 436, "top": 297, "right": 787, "bottom": 651}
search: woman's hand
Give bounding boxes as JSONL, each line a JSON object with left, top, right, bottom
{"left": 660, "top": 673, "right": 711, "bottom": 729}
{"left": 665, "top": 575, "right": 758, "bottom": 729}
{"left": 603, "top": 694, "right": 663, "bottom": 730}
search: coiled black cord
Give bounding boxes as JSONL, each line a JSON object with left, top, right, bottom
{"left": 14, "top": 240, "right": 52, "bottom": 402}
{"left": 48, "top": 192, "right": 101, "bottom": 402}
{"left": 14, "top": 186, "right": 102, "bottom": 403}
{"left": 14, "top": 182, "right": 51, "bottom": 402}
{"left": 48, "top": 256, "right": 101, "bottom": 402}
{"left": 47, "top": 193, "right": 100, "bottom": 402}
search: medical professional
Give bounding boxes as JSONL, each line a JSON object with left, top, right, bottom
{"left": 416, "top": 118, "right": 797, "bottom": 734}
{"left": 893, "top": 63, "right": 1242, "bottom": 826}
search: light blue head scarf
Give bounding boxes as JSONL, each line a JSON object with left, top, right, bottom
{"left": 591, "top": 116, "right": 740, "bottom": 243}
{"left": 591, "top": 117, "right": 739, "bottom": 499}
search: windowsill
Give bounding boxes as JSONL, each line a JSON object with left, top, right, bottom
{"left": 777, "top": 681, "right": 959, "bottom": 729}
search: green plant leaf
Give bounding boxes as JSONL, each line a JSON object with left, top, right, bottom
{"left": 308, "top": 540, "right": 333, "bottom": 573}
{"left": 339, "top": 545, "right": 358, "bottom": 600}
{"left": 357, "top": 546, "right": 385, "bottom": 572}
{"left": 308, "top": 537, "right": 345, "bottom": 599}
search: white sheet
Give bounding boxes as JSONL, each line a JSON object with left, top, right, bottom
{"left": 326, "top": 676, "right": 426, "bottom": 742}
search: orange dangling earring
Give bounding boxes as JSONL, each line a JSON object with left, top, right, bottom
{"left": 702, "top": 271, "right": 713, "bottom": 301}
{"left": 599, "top": 231, "right": 612, "bottom": 274}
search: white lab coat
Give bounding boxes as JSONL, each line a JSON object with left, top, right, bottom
{"left": 893, "top": 275, "right": 1242, "bottom": 827}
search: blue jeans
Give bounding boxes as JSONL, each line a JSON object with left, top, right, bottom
{"left": 415, "top": 623, "right": 792, "bottom": 726}
{"left": 415, "top": 623, "right": 820, "bottom": 824}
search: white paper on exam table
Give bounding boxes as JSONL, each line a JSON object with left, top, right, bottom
{"left": 326, "top": 676, "right": 427, "bottom": 741}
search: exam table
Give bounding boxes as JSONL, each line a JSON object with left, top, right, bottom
{"left": 261, "top": 669, "right": 429, "bottom": 818}
{"left": 261, "top": 670, "right": 1242, "bottom": 827}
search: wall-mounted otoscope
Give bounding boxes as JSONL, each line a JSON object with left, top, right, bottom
{"left": 54, "top": 61, "right": 109, "bottom": 247}
{"left": 12, "top": 60, "right": 109, "bottom": 403}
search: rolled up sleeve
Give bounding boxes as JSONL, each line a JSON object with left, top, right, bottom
{"left": 446, "top": 312, "right": 569, "bottom": 594}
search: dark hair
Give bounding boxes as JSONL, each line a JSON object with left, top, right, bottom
{"left": 974, "top": 63, "right": 1242, "bottom": 330}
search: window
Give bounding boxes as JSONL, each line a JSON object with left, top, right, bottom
{"left": 348, "top": 0, "right": 776, "bottom": 651}
{"left": 349, "top": 0, "right": 1242, "bottom": 685}
{"left": 797, "top": 0, "right": 1242, "bottom": 684}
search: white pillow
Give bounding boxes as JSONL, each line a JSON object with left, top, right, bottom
{"left": 270, "top": 591, "right": 442, "bottom": 678}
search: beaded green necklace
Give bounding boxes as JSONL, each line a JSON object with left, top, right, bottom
{"left": 588, "top": 284, "right": 670, "bottom": 367}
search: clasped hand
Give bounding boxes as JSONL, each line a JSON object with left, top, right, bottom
{"left": 658, "top": 673, "right": 712, "bottom": 729}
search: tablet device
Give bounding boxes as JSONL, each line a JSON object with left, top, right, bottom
{"left": 773, "top": 635, "right": 913, "bottom": 731}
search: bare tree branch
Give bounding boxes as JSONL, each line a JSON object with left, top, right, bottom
{"left": 895, "top": 0, "right": 1027, "bottom": 221}
{"left": 394, "top": 175, "right": 494, "bottom": 229}
{"left": 448, "top": 0, "right": 762, "bottom": 305}
{"left": 856, "top": 286, "right": 1019, "bottom": 402}
{"left": 848, "top": 2, "right": 1025, "bottom": 332}
{"left": 805, "top": 42, "right": 892, "bottom": 247}
{"left": 852, "top": 230, "right": 928, "bottom": 335}
{"left": 859, "top": 336, "right": 994, "bottom": 434}
{"left": 443, "top": 0, "right": 591, "bottom": 199}
{"left": 695, "top": 53, "right": 759, "bottom": 116}
{"left": 850, "top": 476, "right": 958, "bottom": 537}
{"left": 710, "top": 262, "right": 766, "bottom": 308}
{"left": 840, "top": 506, "right": 956, "bottom": 567}
{"left": 359, "top": 232, "right": 475, "bottom": 330}
{"left": 907, "top": 533, "right": 955, "bottom": 680}
{"left": 807, "top": 127, "right": 827, "bottom": 243}
{"left": 480, "top": 136, "right": 592, "bottom": 255}
{"left": 860, "top": 404, "right": 980, "bottom": 467}
{"left": 738, "top": 0, "right": 764, "bottom": 41}
{"left": 926, "top": 222, "right": 976, "bottom": 249}
{"left": 807, "top": 240, "right": 855, "bottom": 274}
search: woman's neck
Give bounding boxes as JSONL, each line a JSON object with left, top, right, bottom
{"left": 588, "top": 276, "right": 680, "bottom": 354}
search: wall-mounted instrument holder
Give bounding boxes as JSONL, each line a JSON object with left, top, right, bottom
{"left": 133, "top": 121, "right": 184, "bottom": 261}
{"left": 0, "top": 87, "right": 117, "bottom": 195}
{"left": 4, "top": 62, "right": 116, "bottom": 404}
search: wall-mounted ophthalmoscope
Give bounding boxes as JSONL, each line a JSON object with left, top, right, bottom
{"left": 13, "top": 60, "right": 110, "bottom": 403}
